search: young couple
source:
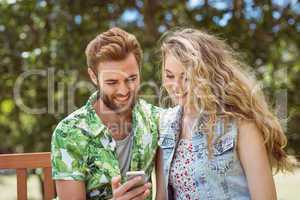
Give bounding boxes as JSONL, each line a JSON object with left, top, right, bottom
{"left": 51, "top": 27, "right": 292, "bottom": 200}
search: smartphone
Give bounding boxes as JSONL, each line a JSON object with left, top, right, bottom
{"left": 125, "top": 171, "right": 147, "bottom": 189}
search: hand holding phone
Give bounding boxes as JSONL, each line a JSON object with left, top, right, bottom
{"left": 111, "top": 172, "right": 150, "bottom": 200}
{"left": 126, "top": 171, "right": 147, "bottom": 188}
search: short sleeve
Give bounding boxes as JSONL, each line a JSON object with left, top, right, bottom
{"left": 51, "top": 120, "right": 89, "bottom": 181}
{"left": 152, "top": 105, "right": 164, "bottom": 125}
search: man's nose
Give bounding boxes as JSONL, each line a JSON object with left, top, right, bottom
{"left": 117, "top": 82, "right": 130, "bottom": 96}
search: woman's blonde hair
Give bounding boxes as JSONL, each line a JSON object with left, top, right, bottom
{"left": 160, "top": 28, "right": 292, "bottom": 173}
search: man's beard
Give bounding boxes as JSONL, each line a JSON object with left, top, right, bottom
{"left": 99, "top": 91, "right": 137, "bottom": 114}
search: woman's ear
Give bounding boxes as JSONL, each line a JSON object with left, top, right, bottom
{"left": 87, "top": 67, "right": 98, "bottom": 86}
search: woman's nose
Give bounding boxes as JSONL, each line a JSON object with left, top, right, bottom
{"left": 173, "top": 77, "right": 185, "bottom": 91}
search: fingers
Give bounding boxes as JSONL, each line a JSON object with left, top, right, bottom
{"left": 121, "top": 182, "right": 151, "bottom": 200}
{"left": 132, "top": 188, "right": 151, "bottom": 200}
{"left": 141, "top": 189, "right": 151, "bottom": 199}
{"left": 117, "top": 176, "right": 144, "bottom": 194}
{"left": 111, "top": 176, "right": 122, "bottom": 190}
{"left": 111, "top": 176, "right": 151, "bottom": 200}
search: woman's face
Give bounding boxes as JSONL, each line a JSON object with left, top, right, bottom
{"left": 163, "top": 54, "right": 189, "bottom": 106}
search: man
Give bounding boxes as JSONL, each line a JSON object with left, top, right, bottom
{"left": 51, "top": 27, "right": 160, "bottom": 200}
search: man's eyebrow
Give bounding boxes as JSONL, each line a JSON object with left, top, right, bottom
{"left": 104, "top": 74, "right": 137, "bottom": 82}
{"left": 104, "top": 79, "right": 118, "bottom": 82}
{"left": 127, "top": 74, "right": 138, "bottom": 78}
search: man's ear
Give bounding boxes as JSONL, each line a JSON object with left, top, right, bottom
{"left": 87, "top": 67, "right": 98, "bottom": 86}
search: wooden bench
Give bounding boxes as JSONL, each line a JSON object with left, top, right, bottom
{"left": 0, "top": 152, "right": 56, "bottom": 200}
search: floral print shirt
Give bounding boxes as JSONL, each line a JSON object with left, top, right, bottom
{"left": 169, "top": 139, "right": 200, "bottom": 200}
{"left": 51, "top": 91, "right": 161, "bottom": 200}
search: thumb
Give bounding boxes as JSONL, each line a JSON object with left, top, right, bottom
{"left": 111, "top": 175, "right": 121, "bottom": 190}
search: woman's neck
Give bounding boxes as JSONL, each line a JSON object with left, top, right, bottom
{"left": 183, "top": 104, "right": 199, "bottom": 118}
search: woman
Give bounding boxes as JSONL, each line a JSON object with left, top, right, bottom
{"left": 156, "top": 28, "right": 292, "bottom": 200}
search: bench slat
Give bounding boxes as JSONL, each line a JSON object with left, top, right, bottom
{"left": 16, "top": 168, "right": 28, "bottom": 200}
{"left": 43, "top": 167, "right": 55, "bottom": 200}
{"left": 0, "top": 152, "right": 51, "bottom": 169}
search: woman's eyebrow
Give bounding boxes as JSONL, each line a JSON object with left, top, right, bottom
{"left": 165, "top": 69, "right": 173, "bottom": 74}
{"left": 165, "top": 69, "right": 185, "bottom": 75}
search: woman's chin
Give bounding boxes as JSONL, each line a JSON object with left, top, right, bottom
{"left": 172, "top": 97, "right": 186, "bottom": 106}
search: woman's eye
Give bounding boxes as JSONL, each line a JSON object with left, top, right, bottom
{"left": 181, "top": 76, "right": 188, "bottom": 81}
{"left": 166, "top": 75, "right": 174, "bottom": 79}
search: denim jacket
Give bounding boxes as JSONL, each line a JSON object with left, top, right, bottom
{"left": 158, "top": 106, "right": 251, "bottom": 200}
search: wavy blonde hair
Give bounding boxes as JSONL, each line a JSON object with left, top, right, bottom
{"left": 160, "top": 28, "right": 292, "bottom": 173}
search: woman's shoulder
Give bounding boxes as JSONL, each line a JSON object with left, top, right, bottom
{"left": 160, "top": 105, "right": 182, "bottom": 116}
{"left": 159, "top": 105, "right": 182, "bottom": 131}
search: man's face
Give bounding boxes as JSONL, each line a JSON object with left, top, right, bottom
{"left": 89, "top": 53, "right": 140, "bottom": 113}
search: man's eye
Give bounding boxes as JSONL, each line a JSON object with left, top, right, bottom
{"left": 127, "top": 77, "right": 136, "bottom": 82}
{"left": 106, "top": 82, "right": 117, "bottom": 85}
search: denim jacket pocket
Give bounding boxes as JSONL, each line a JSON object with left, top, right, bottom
{"left": 159, "top": 134, "right": 175, "bottom": 165}
{"left": 213, "top": 134, "right": 235, "bottom": 156}
{"left": 209, "top": 134, "right": 235, "bottom": 174}
{"left": 158, "top": 134, "right": 175, "bottom": 149}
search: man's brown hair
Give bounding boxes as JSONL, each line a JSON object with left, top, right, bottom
{"left": 85, "top": 27, "right": 142, "bottom": 70}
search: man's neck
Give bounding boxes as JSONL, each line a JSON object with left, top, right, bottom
{"left": 93, "top": 98, "right": 133, "bottom": 140}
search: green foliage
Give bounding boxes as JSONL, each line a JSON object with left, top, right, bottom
{"left": 0, "top": 0, "right": 299, "bottom": 156}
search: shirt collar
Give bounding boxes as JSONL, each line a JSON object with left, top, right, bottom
{"left": 84, "top": 91, "right": 142, "bottom": 137}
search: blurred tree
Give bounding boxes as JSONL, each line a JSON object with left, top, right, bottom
{"left": 0, "top": 0, "right": 299, "bottom": 157}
